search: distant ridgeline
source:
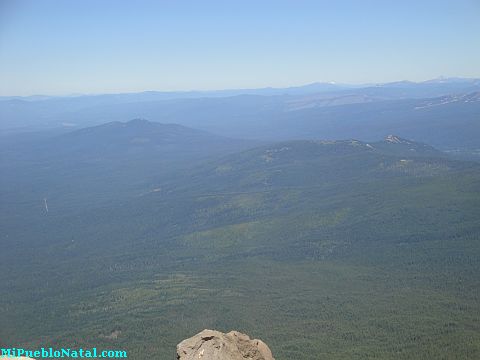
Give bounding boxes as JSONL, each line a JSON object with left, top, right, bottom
{"left": 1, "top": 78, "right": 480, "bottom": 153}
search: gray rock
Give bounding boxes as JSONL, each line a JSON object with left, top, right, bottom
{"left": 176, "top": 329, "right": 275, "bottom": 360}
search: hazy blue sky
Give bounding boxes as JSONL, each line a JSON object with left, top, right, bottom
{"left": 1, "top": 0, "right": 479, "bottom": 95}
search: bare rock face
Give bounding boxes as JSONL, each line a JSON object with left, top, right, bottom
{"left": 176, "top": 329, "right": 275, "bottom": 360}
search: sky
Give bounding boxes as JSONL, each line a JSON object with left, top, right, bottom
{"left": 0, "top": 0, "right": 479, "bottom": 96}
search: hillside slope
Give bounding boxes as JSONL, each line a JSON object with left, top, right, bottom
{"left": 1, "top": 136, "right": 479, "bottom": 359}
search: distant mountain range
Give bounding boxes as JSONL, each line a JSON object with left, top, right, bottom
{"left": 1, "top": 78, "right": 479, "bottom": 157}
{"left": 1, "top": 77, "right": 479, "bottom": 102}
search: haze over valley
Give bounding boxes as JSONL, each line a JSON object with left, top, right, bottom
{"left": 1, "top": 1, "right": 480, "bottom": 359}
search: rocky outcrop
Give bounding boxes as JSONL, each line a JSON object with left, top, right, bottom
{"left": 176, "top": 329, "right": 275, "bottom": 360}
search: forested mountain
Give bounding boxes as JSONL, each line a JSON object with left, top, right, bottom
{"left": 1, "top": 130, "right": 479, "bottom": 359}
{"left": 0, "top": 119, "right": 258, "bottom": 209}
{"left": 1, "top": 79, "right": 480, "bottom": 156}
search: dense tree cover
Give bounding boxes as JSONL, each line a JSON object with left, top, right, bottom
{"left": 1, "top": 135, "right": 479, "bottom": 359}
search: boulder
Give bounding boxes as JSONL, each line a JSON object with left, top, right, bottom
{"left": 176, "top": 329, "right": 274, "bottom": 360}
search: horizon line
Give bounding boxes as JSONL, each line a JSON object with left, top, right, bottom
{"left": 2, "top": 76, "right": 479, "bottom": 98}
